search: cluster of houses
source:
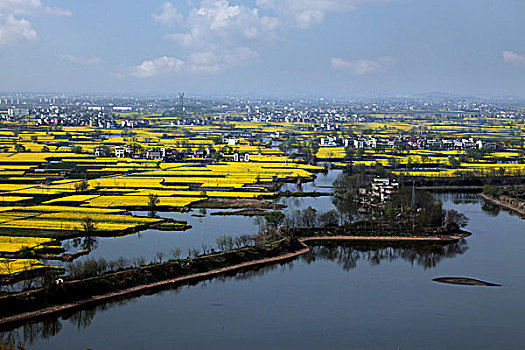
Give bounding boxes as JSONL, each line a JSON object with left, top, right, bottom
{"left": 94, "top": 144, "right": 251, "bottom": 163}
{"left": 6, "top": 106, "right": 149, "bottom": 129}
{"left": 359, "top": 178, "right": 400, "bottom": 203}
{"left": 37, "top": 114, "right": 117, "bottom": 128}
{"left": 106, "top": 145, "right": 179, "bottom": 160}
{"left": 320, "top": 135, "right": 493, "bottom": 150}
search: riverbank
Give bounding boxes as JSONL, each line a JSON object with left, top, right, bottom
{"left": 479, "top": 193, "right": 525, "bottom": 219}
{"left": 0, "top": 231, "right": 468, "bottom": 330}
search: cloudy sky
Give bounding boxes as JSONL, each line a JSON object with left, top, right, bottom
{"left": 1, "top": 0, "right": 524, "bottom": 97}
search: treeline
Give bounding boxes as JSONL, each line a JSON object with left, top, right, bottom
{"left": 483, "top": 185, "right": 525, "bottom": 201}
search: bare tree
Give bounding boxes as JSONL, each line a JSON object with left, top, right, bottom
{"left": 171, "top": 248, "right": 182, "bottom": 260}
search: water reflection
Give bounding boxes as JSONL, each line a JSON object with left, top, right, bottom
{"left": 436, "top": 192, "right": 480, "bottom": 204}
{"left": 0, "top": 318, "right": 62, "bottom": 346}
{"left": 70, "top": 236, "right": 99, "bottom": 252}
{"left": 480, "top": 202, "right": 501, "bottom": 217}
{"left": 302, "top": 240, "right": 469, "bottom": 271}
{"left": 0, "top": 297, "right": 139, "bottom": 346}
{"left": 0, "top": 238, "right": 468, "bottom": 344}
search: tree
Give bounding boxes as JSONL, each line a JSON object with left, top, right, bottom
{"left": 82, "top": 216, "right": 96, "bottom": 233}
{"left": 384, "top": 203, "right": 396, "bottom": 219}
{"left": 264, "top": 211, "right": 285, "bottom": 230}
{"left": 373, "top": 162, "right": 388, "bottom": 176}
{"left": 182, "top": 128, "right": 194, "bottom": 137}
{"left": 444, "top": 209, "right": 469, "bottom": 229}
{"left": 387, "top": 157, "right": 399, "bottom": 170}
{"left": 332, "top": 195, "right": 358, "bottom": 225}
{"left": 75, "top": 180, "right": 89, "bottom": 192}
{"left": 448, "top": 157, "right": 460, "bottom": 169}
{"left": 148, "top": 193, "right": 160, "bottom": 217}
{"left": 41, "top": 145, "right": 50, "bottom": 152}
{"left": 216, "top": 234, "right": 234, "bottom": 251}
{"left": 298, "top": 206, "right": 318, "bottom": 227}
{"left": 171, "top": 248, "right": 182, "bottom": 259}
{"left": 319, "top": 209, "right": 339, "bottom": 226}
{"left": 71, "top": 146, "right": 83, "bottom": 154}
{"left": 14, "top": 143, "right": 26, "bottom": 153}
{"left": 0, "top": 259, "right": 13, "bottom": 278}
{"left": 482, "top": 185, "right": 499, "bottom": 197}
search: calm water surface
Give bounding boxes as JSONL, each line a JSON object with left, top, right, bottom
{"left": 67, "top": 209, "right": 260, "bottom": 263}
{"left": 2, "top": 191, "right": 524, "bottom": 349}
{"left": 63, "top": 170, "right": 341, "bottom": 263}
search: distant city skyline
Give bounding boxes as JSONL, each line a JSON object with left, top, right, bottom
{"left": 1, "top": 0, "right": 524, "bottom": 97}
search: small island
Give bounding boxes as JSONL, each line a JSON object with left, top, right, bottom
{"left": 433, "top": 277, "right": 501, "bottom": 287}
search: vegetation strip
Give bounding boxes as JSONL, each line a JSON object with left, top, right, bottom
{"left": 0, "top": 233, "right": 468, "bottom": 329}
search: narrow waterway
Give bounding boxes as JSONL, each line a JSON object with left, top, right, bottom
{"left": 1, "top": 190, "right": 523, "bottom": 349}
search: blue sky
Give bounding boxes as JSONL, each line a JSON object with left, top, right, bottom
{"left": 1, "top": 0, "right": 524, "bottom": 97}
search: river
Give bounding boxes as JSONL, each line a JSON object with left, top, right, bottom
{"left": 1, "top": 180, "right": 524, "bottom": 349}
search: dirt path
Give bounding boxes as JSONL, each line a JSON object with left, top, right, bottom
{"left": 0, "top": 233, "right": 468, "bottom": 328}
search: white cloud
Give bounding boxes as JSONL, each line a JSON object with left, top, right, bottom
{"left": 125, "top": 47, "right": 256, "bottom": 78}
{"left": 127, "top": 0, "right": 392, "bottom": 77}
{"left": 0, "top": 0, "right": 70, "bottom": 16}
{"left": 187, "top": 46, "right": 257, "bottom": 73}
{"left": 153, "top": 2, "right": 183, "bottom": 26}
{"left": 164, "top": 1, "right": 279, "bottom": 50}
{"left": 59, "top": 54, "right": 103, "bottom": 65}
{"left": 0, "top": 13, "right": 37, "bottom": 44}
{"left": 256, "top": 0, "right": 389, "bottom": 29}
{"left": 331, "top": 56, "right": 396, "bottom": 75}
{"left": 0, "top": 0, "right": 70, "bottom": 44}
{"left": 125, "top": 0, "right": 278, "bottom": 77}
{"left": 128, "top": 56, "right": 185, "bottom": 78}
{"left": 503, "top": 51, "right": 525, "bottom": 67}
